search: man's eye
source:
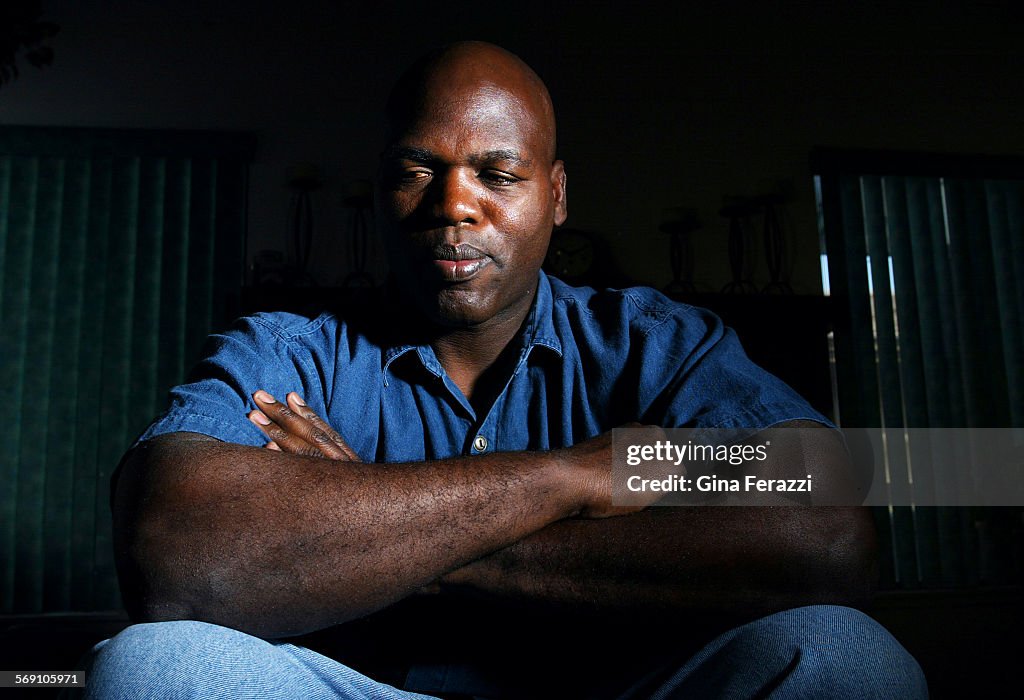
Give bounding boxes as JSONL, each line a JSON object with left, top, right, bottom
{"left": 481, "top": 170, "right": 518, "bottom": 186}
{"left": 401, "top": 169, "right": 431, "bottom": 182}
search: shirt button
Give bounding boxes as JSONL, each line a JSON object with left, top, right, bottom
{"left": 473, "top": 435, "right": 489, "bottom": 452}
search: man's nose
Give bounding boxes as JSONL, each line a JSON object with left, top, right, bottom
{"left": 430, "top": 168, "right": 482, "bottom": 226}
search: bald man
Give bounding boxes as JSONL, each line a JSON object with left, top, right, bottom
{"left": 83, "top": 43, "right": 925, "bottom": 699}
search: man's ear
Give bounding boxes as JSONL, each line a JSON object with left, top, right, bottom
{"left": 551, "top": 160, "right": 567, "bottom": 226}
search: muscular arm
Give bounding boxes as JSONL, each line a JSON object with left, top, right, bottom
{"left": 245, "top": 401, "right": 876, "bottom": 625}
{"left": 440, "top": 424, "right": 877, "bottom": 621}
{"left": 112, "top": 414, "right": 656, "bottom": 639}
{"left": 441, "top": 505, "right": 876, "bottom": 622}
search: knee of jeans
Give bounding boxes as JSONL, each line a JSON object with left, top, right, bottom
{"left": 100, "top": 620, "right": 264, "bottom": 660}
{"left": 741, "top": 605, "right": 928, "bottom": 697}
{"left": 87, "top": 620, "right": 277, "bottom": 696}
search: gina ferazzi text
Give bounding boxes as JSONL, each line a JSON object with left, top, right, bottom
{"left": 626, "top": 474, "right": 813, "bottom": 493}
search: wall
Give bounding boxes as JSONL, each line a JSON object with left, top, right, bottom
{"left": 2, "top": 0, "right": 1022, "bottom": 293}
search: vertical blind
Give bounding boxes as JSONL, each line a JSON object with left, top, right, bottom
{"left": 815, "top": 149, "right": 1024, "bottom": 588}
{"left": 0, "top": 127, "right": 253, "bottom": 613}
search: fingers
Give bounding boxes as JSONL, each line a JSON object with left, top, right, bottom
{"left": 283, "top": 392, "right": 361, "bottom": 461}
{"left": 248, "top": 390, "right": 358, "bottom": 461}
{"left": 249, "top": 393, "right": 341, "bottom": 458}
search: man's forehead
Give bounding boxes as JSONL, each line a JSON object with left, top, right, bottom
{"left": 409, "top": 83, "right": 532, "bottom": 126}
{"left": 396, "top": 79, "right": 537, "bottom": 129}
{"left": 385, "top": 42, "right": 557, "bottom": 161}
{"left": 421, "top": 80, "right": 531, "bottom": 115}
{"left": 385, "top": 83, "right": 545, "bottom": 157}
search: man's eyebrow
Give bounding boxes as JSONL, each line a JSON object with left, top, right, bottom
{"left": 381, "top": 146, "right": 533, "bottom": 169}
{"left": 382, "top": 145, "right": 437, "bottom": 163}
{"left": 469, "top": 150, "right": 532, "bottom": 168}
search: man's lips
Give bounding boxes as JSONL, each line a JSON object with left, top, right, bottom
{"left": 429, "top": 243, "right": 491, "bottom": 282}
{"left": 432, "top": 258, "right": 489, "bottom": 280}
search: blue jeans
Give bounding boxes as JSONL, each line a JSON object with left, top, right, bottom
{"left": 75, "top": 606, "right": 926, "bottom": 699}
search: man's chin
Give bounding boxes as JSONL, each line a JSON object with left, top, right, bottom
{"left": 400, "top": 274, "right": 538, "bottom": 334}
{"left": 426, "top": 289, "right": 493, "bottom": 328}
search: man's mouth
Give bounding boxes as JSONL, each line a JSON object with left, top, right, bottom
{"left": 430, "top": 243, "right": 491, "bottom": 282}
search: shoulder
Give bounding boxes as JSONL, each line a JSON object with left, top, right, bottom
{"left": 547, "top": 277, "right": 723, "bottom": 347}
{"left": 195, "top": 312, "right": 349, "bottom": 375}
{"left": 235, "top": 288, "right": 387, "bottom": 346}
{"left": 242, "top": 310, "right": 337, "bottom": 342}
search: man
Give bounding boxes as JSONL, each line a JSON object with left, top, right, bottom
{"left": 84, "top": 42, "right": 925, "bottom": 698}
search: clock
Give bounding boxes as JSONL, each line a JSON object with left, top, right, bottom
{"left": 544, "top": 228, "right": 597, "bottom": 285}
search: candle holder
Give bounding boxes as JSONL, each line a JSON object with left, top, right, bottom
{"left": 757, "top": 194, "right": 792, "bottom": 294}
{"left": 340, "top": 179, "right": 375, "bottom": 288}
{"left": 659, "top": 207, "right": 700, "bottom": 295}
{"left": 286, "top": 164, "right": 322, "bottom": 287}
{"left": 719, "top": 197, "right": 759, "bottom": 294}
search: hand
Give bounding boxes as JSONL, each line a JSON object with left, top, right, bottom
{"left": 560, "top": 423, "right": 668, "bottom": 519}
{"left": 248, "top": 390, "right": 361, "bottom": 461}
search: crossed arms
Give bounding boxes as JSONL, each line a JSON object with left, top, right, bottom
{"left": 112, "top": 391, "right": 876, "bottom": 639}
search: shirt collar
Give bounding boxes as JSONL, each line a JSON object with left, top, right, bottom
{"left": 380, "top": 270, "right": 563, "bottom": 385}
{"left": 521, "top": 270, "right": 563, "bottom": 357}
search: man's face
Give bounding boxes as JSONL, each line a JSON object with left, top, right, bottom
{"left": 376, "top": 80, "right": 567, "bottom": 329}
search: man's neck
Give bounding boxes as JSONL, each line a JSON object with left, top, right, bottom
{"left": 431, "top": 306, "right": 530, "bottom": 411}
{"left": 381, "top": 276, "right": 540, "bottom": 412}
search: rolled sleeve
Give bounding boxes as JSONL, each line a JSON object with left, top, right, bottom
{"left": 652, "top": 304, "right": 830, "bottom": 430}
{"left": 136, "top": 314, "right": 314, "bottom": 447}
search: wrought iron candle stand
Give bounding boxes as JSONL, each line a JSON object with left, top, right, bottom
{"left": 340, "top": 179, "right": 374, "bottom": 288}
{"left": 660, "top": 207, "right": 700, "bottom": 295}
{"left": 757, "top": 194, "right": 792, "bottom": 294}
{"left": 719, "top": 197, "right": 759, "bottom": 294}
{"left": 286, "top": 164, "right": 322, "bottom": 287}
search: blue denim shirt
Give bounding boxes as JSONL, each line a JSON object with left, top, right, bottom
{"left": 139, "top": 272, "right": 826, "bottom": 456}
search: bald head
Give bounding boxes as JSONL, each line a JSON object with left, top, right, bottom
{"left": 375, "top": 41, "right": 567, "bottom": 331}
{"left": 385, "top": 41, "right": 557, "bottom": 162}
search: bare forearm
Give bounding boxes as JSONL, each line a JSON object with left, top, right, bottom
{"left": 114, "top": 433, "right": 579, "bottom": 638}
{"left": 441, "top": 506, "right": 877, "bottom": 620}
{"left": 440, "top": 423, "right": 878, "bottom": 619}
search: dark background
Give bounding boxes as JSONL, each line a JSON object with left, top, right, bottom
{"left": 3, "top": 1, "right": 1023, "bottom": 293}
{"left": 1, "top": 1, "right": 1023, "bottom": 697}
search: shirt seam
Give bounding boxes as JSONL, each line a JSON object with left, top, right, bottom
{"left": 139, "top": 411, "right": 258, "bottom": 445}
{"left": 248, "top": 311, "right": 332, "bottom": 341}
{"left": 551, "top": 288, "right": 677, "bottom": 338}
{"left": 695, "top": 400, "right": 832, "bottom": 430}
{"left": 248, "top": 314, "right": 323, "bottom": 387}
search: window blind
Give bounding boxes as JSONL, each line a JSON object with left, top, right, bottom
{"left": 815, "top": 149, "right": 1023, "bottom": 588}
{"left": 0, "top": 126, "right": 253, "bottom": 612}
